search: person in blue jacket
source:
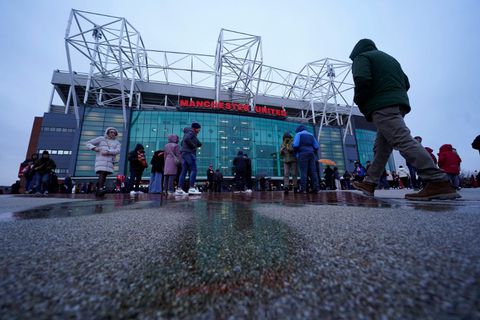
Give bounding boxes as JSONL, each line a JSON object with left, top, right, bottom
{"left": 293, "top": 125, "right": 320, "bottom": 193}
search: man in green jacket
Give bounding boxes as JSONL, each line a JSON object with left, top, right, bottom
{"left": 350, "top": 39, "right": 459, "bottom": 201}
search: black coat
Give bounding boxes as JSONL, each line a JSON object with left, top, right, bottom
{"left": 233, "top": 152, "right": 247, "bottom": 173}
{"left": 150, "top": 151, "right": 165, "bottom": 173}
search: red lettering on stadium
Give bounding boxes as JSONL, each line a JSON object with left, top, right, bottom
{"left": 179, "top": 99, "right": 286, "bottom": 118}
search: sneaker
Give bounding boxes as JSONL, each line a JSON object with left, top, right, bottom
{"left": 188, "top": 187, "right": 202, "bottom": 195}
{"left": 137, "top": 191, "right": 144, "bottom": 194}
{"left": 245, "top": 189, "right": 253, "bottom": 193}
{"left": 405, "top": 181, "right": 461, "bottom": 201}
{"left": 130, "top": 190, "right": 137, "bottom": 196}
{"left": 167, "top": 191, "right": 175, "bottom": 195}
{"left": 175, "top": 188, "right": 188, "bottom": 196}
{"left": 353, "top": 181, "right": 376, "bottom": 197}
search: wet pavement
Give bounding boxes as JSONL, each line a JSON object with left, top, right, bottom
{"left": 0, "top": 190, "right": 479, "bottom": 319}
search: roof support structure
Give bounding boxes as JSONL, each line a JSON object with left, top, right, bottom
{"left": 215, "top": 29, "right": 263, "bottom": 108}
{"left": 64, "top": 9, "right": 147, "bottom": 127}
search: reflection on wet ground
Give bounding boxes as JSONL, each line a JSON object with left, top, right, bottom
{"left": 8, "top": 191, "right": 474, "bottom": 221}
{"left": 120, "top": 201, "right": 306, "bottom": 318}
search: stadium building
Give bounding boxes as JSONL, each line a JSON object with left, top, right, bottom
{"left": 26, "top": 9, "right": 394, "bottom": 186}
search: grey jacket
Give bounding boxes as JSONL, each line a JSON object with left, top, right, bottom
{"left": 180, "top": 127, "right": 202, "bottom": 155}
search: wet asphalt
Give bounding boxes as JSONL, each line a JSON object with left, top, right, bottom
{"left": 0, "top": 190, "right": 479, "bottom": 319}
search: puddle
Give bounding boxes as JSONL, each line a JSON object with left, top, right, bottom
{"left": 118, "top": 200, "right": 306, "bottom": 318}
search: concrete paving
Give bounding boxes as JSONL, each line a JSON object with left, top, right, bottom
{"left": 0, "top": 189, "right": 479, "bottom": 319}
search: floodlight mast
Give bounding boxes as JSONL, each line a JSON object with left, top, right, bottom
{"left": 64, "top": 9, "right": 147, "bottom": 127}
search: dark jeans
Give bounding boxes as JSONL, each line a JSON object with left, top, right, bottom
{"left": 235, "top": 171, "right": 246, "bottom": 191}
{"left": 179, "top": 152, "right": 197, "bottom": 189}
{"left": 297, "top": 153, "right": 319, "bottom": 192}
{"left": 407, "top": 164, "right": 418, "bottom": 189}
{"left": 33, "top": 172, "right": 50, "bottom": 194}
{"left": 130, "top": 170, "right": 143, "bottom": 191}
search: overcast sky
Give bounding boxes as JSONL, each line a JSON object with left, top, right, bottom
{"left": 0, "top": 0, "right": 478, "bottom": 185}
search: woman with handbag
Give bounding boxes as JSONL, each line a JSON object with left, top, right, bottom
{"left": 163, "top": 134, "right": 182, "bottom": 195}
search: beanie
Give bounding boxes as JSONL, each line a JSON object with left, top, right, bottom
{"left": 191, "top": 122, "right": 201, "bottom": 129}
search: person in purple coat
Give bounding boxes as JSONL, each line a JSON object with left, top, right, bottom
{"left": 163, "top": 134, "right": 182, "bottom": 195}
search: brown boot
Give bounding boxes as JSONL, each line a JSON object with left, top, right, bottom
{"left": 353, "top": 181, "right": 376, "bottom": 197}
{"left": 405, "top": 181, "right": 461, "bottom": 201}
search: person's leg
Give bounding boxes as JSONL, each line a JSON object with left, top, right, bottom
{"left": 189, "top": 154, "right": 197, "bottom": 188}
{"left": 178, "top": 153, "right": 190, "bottom": 190}
{"left": 149, "top": 173, "right": 156, "bottom": 193}
{"left": 372, "top": 106, "right": 448, "bottom": 183}
{"left": 97, "top": 171, "right": 107, "bottom": 190}
{"left": 134, "top": 170, "right": 144, "bottom": 192}
{"left": 297, "top": 154, "right": 308, "bottom": 192}
{"left": 364, "top": 131, "right": 393, "bottom": 185}
{"left": 307, "top": 154, "right": 319, "bottom": 191}
{"left": 407, "top": 164, "right": 418, "bottom": 189}
{"left": 292, "top": 162, "right": 298, "bottom": 189}
{"left": 283, "top": 162, "right": 290, "bottom": 188}
{"left": 41, "top": 173, "right": 50, "bottom": 194}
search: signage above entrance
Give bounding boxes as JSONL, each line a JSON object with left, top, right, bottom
{"left": 179, "top": 99, "right": 287, "bottom": 118}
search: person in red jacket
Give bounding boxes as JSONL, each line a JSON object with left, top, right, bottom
{"left": 438, "top": 144, "right": 462, "bottom": 189}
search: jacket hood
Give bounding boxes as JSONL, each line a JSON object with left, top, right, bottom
{"left": 349, "top": 39, "right": 377, "bottom": 61}
{"left": 167, "top": 134, "right": 179, "bottom": 143}
{"left": 283, "top": 132, "right": 292, "bottom": 139}
{"left": 237, "top": 150, "right": 244, "bottom": 156}
{"left": 425, "top": 147, "right": 434, "bottom": 153}
{"left": 439, "top": 144, "right": 453, "bottom": 153}
{"left": 134, "top": 143, "right": 144, "bottom": 151}
{"left": 295, "top": 125, "right": 307, "bottom": 133}
{"left": 104, "top": 127, "right": 118, "bottom": 137}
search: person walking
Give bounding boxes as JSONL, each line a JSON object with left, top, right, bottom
{"left": 233, "top": 150, "right": 247, "bottom": 193}
{"left": 280, "top": 132, "right": 298, "bottom": 193}
{"left": 293, "top": 125, "right": 319, "bottom": 193}
{"left": 31, "top": 151, "right": 56, "bottom": 195}
{"left": 149, "top": 150, "right": 164, "bottom": 194}
{"left": 177, "top": 122, "right": 202, "bottom": 195}
{"left": 164, "top": 134, "right": 182, "bottom": 195}
{"left": 349, "top": 38, "right": 459, "bottom": 200}
{"left": 128, "top": 144, "right": 148, "bottom": 195}
{"left": 206, "top": 165, "right": 215, "bottom": 192}
{"left": 438, "top": 144, "right": 462, "bottom": 190}
{"left": 86, "top": 127, "right": 121, "bottom": 197}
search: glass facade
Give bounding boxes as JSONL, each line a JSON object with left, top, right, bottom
{"left": 318, "top": 127, "right": 345, "bottom": 170}
{"left": 355, "top": 129, "right": 395, "bottom": 171}
{"left": 128, "top": 111, "right": 315, "bottom": 178}
{"left": 75, "top": 107, "right": 125, "bottom": 177}
{"left": 72, "top": 108, "right": 382, "bottom": 179}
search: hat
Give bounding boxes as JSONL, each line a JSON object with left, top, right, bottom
{"left": 191, "top": 122, "right": 201, "bottom": 129}
{"left": 42, "top": 150, "right": 49, "bottom": 155}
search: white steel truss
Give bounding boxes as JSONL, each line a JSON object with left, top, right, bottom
{"left": 215, "top": 29, "right": 263, "bottom": 108}
{"left": 64, "top": 9, "right": 147, "bottom": 126}
{"left": 61, "top": 9, "right": 355, "bottom": 138}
